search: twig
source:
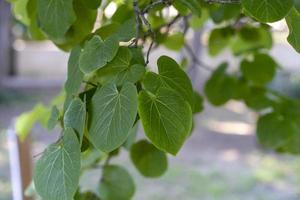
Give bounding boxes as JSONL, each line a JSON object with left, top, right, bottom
{"left": 145, "top": 41, "right": 154, "bottom": 65}
{"left": 205, "top": 0, "right": 240, "bottom": 4}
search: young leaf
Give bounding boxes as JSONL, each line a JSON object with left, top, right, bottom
{"left": 37, "top": 0, "right": 76, "bottom": 39}
{"left": 241, "top": 0, "right": 293, "bottom": 23}
{"left": 64, "top": 97, "right": 86, "bottom": 144}
{"left": 286, "top": 8, "right": 300, "bottom": 53}
{"left": 79, "top": 35, "right": 119, "bottom": 74}
{"left": 241, "top": 53, "right": 277, "bottom": 86}
{"left": 88, "top": 83, "right": 138, "bottom": 152}
{"left": 257, "top": 113, "right": 294, "bottom": 149}
{"left": 34, "top": 128, "right": 81, "bottom": 200}
{"left": 130, "top": 140, "right": 168, "bottom": 178}
{"left": 138, "top": 88, "right": 192, "bottom": 155}
{"left": 143, "top": 56, "right": 194, "bottom": 109}
{"left": 98, "top": 165, "right": 135, "bottom": 200}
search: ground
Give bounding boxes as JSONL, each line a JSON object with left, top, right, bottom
{"left": 1, "top": 88, "right": 300, "bottom": 200}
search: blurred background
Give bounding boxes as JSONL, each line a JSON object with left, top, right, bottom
{"left": 2, "top": 0, "right": 300, "bottom": 200}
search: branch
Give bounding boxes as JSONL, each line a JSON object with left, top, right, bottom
{"left": 184, "top": 44, "right": 213, "bottom": 72}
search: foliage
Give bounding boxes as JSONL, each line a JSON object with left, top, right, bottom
{"left": 8, "top": 0, "right": 300, "bottom": 199}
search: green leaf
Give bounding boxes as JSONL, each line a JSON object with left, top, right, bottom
{"left": 113, "top": 64, "right": 146, "bottom": 86}
{"left": 286, "top": 8, "right": 300, "bottom": 53}
{"left": 98, "top": 165, "right": 135, "bottom": 200}
{"left": 143, "top": 56, "right": 194, "bottom": 109}
{"left": 174, "top": 0, "right": 201, "bottom": 16}
{"left": 27, "top": 0, "right": 46, "bottom": 40}
{"left": 295, "top": 0, "right": 300, "bottom": 12}
{"left": 204, "top": 63, "right": 236, "bottom": 106}
{"left": 55, "top": 0, "right": 98, "bottom": 50}
{"left": 34, "top": 128, "right": 81, "bottom": 200}
{"left": 231, "top": 25, "right": 273, "bottom": 54}
{"left": 193, "top": 91, "right": 204, "bottom": 114}
{"left": 241, "top": 0, "right": 293, "bottom": 22}
{"left": 37, "top": 0, "right": 76, "bottom": 39}
{"left": 82, "top": 0, "right": 102, "bottom": 9}
{"left": 79, "top": 35, "right": 119, "bottom": 74}
{"left": 64, "top": 97, "right": 86, "bottom": 144}
{"left": 138, "top": 87, "right": 192, "bottom": 155}
{"left": 208, "top": 27, "right": 234, "bottom": 56}
{"left": 15, "top": 103, "right": 50, "bottom": 141}
{"left": 123, "top": 123, "right": 139, "bottom": 150}
{"left": 209, "top": 4, "right": 241, "bottom": 23}
{"left": 257, "top": 113, "right": 294, "bottom": 149}
{"left": 130, "top": 140, "right": 168, "bottom": 178}
{"left": 65, "top": 46, "right": 84, "bottom": 96}
{"left": 88, "top": 83, "right": 138, "bottom": 152}
{"left": 12, "top": 0, "right": 30, "bottom": 25}
{"left": 163, "top": 33, "right": 185, "bottom": 51}
{"left": 47, "top": 106, "right": 60, "bottom": 130}
{"left": 241, "top": 53, "right": 277, "bottom": 86}
{"left": 244, "top": 87, "right": 275, "bottom": 111}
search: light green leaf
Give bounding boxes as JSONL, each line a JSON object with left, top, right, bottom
{"left": 130, "top": 140, "right": 168, "bottom": 178}
{"left": 193, "top": 91, "right": 204, "bottom": 114}
{"left": 208, "top": 27, "right": 234, "bottom": 56}
{"left": 34, "top": 128, "right": 81, "bottom": 200}
{"left": 138, "top": 87, "right": 192, "bottom": 155}
{"left": 286, "top": 8, "right": 300, "bottom": 53}
{"left": 241, "top": 0, "right": 293, "bottom": 22}
{"left": 79, "top": 35, "right": 119, "bottom": 74}
{"left": 257, "top": 113, "right": 295, "bottom": 149}
{"left": 98, "top": 165, "right": 135, "bottom": 200}
{"left": 15, "top": 103, "right": 50, "bottom": 141}
{"left": 47, "top": 106, "right": 60, "bottom": 130}
{"left": 37, "top": 0, "right": 76, "bottom": 39}
{"left": 88, "top": 83, "right": 137, "bottom": 152}
{"left": 12, "top": 0, "right": 30, "bottom": 25}
{"left": 143, "top": 56, "right": 194, "bottom": 109}
{"left": 163, "top": 33, "right": 185, "bottom": 51}
{"left": 241, "top": 53, "right": 277, "bottom": 86}
{"left": 64, "top": 97, "right": 86, "bottom": 144}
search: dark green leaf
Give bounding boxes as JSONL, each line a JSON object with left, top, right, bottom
{"left": 98, "top": 165, "right": 135, "bottom": 200}
{"left": 241, "top": 53, "right": 277, "bottom": 86}
{"left": 130, "top": 140, "right": 168, "bottom": 177}
{"left": 174, "top": 0, "right": 201, "bottom": 16}
{"left": 123, "top": 123, "right": 139, "bottom": 150}
{"left": 257, "top": 113, "right": 294, "bottom": 149}
{"left": 138, "top": 88, "right": 192, "bottom": 155}
{"left": 208, "top": 27, "right": 234, "bottom": 56}
{"left": 204, "top": 63, "right": 236, "bottom": 106}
